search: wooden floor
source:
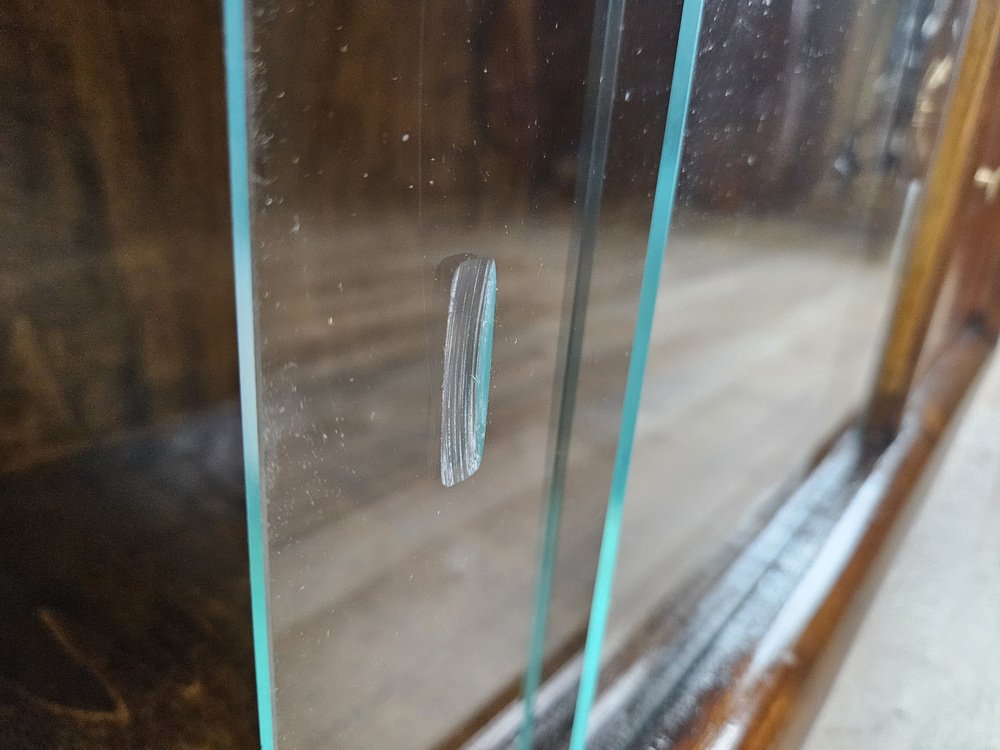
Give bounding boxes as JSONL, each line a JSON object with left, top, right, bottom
{"left": 256, "top": 210, "right": 897, "bottom": 749}
{"left": 0, "top": 211, "right": 901, "bottom": 750}
{"left": 802, "top": 353, "right": 1000, "bottom": 750}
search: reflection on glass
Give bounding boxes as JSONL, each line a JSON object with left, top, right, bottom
{"left": 236, "top": 0, "right": 682, "bottom": 747}
{"left": 606, "top": 0, "right": 971, "bottom": 672}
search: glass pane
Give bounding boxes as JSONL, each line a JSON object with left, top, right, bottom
{"left": 604, "top": 0, "right": 972, "bottom": 680}
{"left": 521, "top": 0, "right": 690, "bottom": 736}
{"left": 224, "top": 0, "right": 693, "bottom": 748}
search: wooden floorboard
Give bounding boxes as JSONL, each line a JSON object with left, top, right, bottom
{"left": 258, "top": 213, "right": 896, "bottom": 748}
{"left": 1, "top": 214, "right": 899, "bottom": 749}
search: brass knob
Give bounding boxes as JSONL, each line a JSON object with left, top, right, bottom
{"left": 973, "top": 165, "right": 1000, "bottom": 203}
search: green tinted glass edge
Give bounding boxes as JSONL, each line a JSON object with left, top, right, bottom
{"left": 475, "top": 262, "right": 497, "bottom": 460}
{"left": 520, "top": 0, "right": 626, "bottom": 746}
{"left": 222, "top": 0, "right": 276, "bottom": 747}
{"left": 568, "top": 1, "right": 705, "bottom": 747}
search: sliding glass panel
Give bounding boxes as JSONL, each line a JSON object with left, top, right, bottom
{"left": 518, "top": 2, "right": 692, "bottom": 743}
{"left": 224, "top": 0, "right": 695, "bottom": 748}
{"left": 599, "top": 0, "right": 973, "bottom": 698}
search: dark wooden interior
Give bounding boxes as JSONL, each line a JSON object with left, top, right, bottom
{"left": 0, "top": 407, "right": 256, "bottom": 748}
{"left": 0, "top": 0, "right": 237, "bottom": 473}
{"left": 2, "top": 0, "right": 916, "bottom": 474}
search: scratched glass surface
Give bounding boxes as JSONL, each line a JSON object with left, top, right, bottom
{"left": 243, "top": 0, "right": 685, "bottom": 747}
{"left": 599, "top": 0, "right": 972, "bottom": 689}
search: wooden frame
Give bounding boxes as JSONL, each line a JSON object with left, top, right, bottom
{"left": 866, "top": 0, "right": 1000, "bottom": 445}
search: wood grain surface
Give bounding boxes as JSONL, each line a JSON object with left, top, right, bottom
{"left": 0, "top": 214, "right": 898, "bottom": 750}
{"left": 254, "top": 212, "right": 897, "bottom": 750}
{"left": 866, "top": 0, "right": 1000, "bottom": 444}
{"left": 0, "top": 0, "right": 237, "bottom": 473}
{"left": 0, "top": 407, "right": 256, "bottom": 749}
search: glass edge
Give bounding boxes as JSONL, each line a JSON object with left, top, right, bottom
{"left": 567, "top": 0, "right": 706, "bottom": 747}
{"left": 222, "top": 0, "right": 276, "bottom": 748}
{"left": 519, "top": 0, "right": 628, "bottom": 746}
